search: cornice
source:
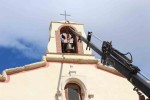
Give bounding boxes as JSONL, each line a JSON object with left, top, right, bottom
{"left": 51, "top": 21, "right": 84, "bottom": 25}
{"left": 46, "top": 56, "right": 98, "bottom": 64}
{"left": 0, "top": 57, "right": 127, "bottom": 82}
{"left": 0, "top": 61, "right": 46, "bottom": 82}
{"left": 97, "top": 62, "right": 124, "bottom": 77}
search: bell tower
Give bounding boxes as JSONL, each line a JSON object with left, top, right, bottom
{"left": 46, "top": 20, "right": 96, "bottom": 63}
{"left": 47, "top": 21, "right": 93, "bottom": 54}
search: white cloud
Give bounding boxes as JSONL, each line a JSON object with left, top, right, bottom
{"left": 0, "top": 0, "right": 150, "bottom": 77}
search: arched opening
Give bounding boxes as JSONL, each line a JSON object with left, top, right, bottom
{"left": 60, "top": 26, "right": 78, "bottom": 53}
{"left": 65, "top": 83, "right": 82, "bottom": 100}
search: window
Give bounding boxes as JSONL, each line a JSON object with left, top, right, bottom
{"left": 65, "top": 83, "right": 82, "bottom": 100}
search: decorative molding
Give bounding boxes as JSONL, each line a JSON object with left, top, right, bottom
{"left": 88, "top": 89, "right": 94, "bottom": 99}
{"left": 61, "top": 76, "right": 88, "bottom": 100}
{"left": 55, "top": 24, "right": 84, "bottom": 54}
{"left": 46, "top": 57, "right": 98, "bottom": 64}
{"left": 51, "top": 21, "right": 84, "bottom": 25}
{"left": 0, "top": 61, "right": 46, "bottom": 82}
{"left": 0, "top": 57, "right": 125, "bottom": 82}
{"left": 88, "top": 94, "right": 94, "bottom": 99}
{"left": 0, "top": 71, "right": 7, "bottom": 81}
{"left": 46, "top": 52, "right": 94, "bottom": 56}
{"left": 97, "top": 62, "right": 124, "bottom": 77}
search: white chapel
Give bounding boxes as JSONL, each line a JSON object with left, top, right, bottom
{"left": 0, "top": 20, "right": 140, "bottom": 100}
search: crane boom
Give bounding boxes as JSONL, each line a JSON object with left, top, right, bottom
{"left": 68, "top": 27, "right": 150, "bottom": 98}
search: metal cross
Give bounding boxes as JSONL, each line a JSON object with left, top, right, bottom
{"left": 60, "top": 11, "right": 71, "bottom": 21}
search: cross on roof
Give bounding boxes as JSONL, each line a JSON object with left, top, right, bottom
{"left": 60, "top": 11, "right": 71, "bottom": 21}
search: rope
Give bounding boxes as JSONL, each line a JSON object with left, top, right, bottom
{"left": 138, "top": 72, "right": 150, "bottom": 81}
{"left": 92, "top": 34, "right": 103, "bottom": 43}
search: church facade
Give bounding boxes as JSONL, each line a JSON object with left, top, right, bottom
{"left": 0, "top": 21, "right": 139, "bottom": 100}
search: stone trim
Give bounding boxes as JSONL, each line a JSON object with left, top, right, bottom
{"left": 46, "top": 57, "right": 98, "bottom": 64}
{"left": 97, "top": 62, "right": 124, "bottom": 77}
{"left": 45, "top": 55, "right": 123, "bottom": 77}
{"left": 55, "top": 30, "right": 62, "bottom": 53}
{"left": 47, "top": 56, "right": 124, "bottom": 77}
{"left": 51, "top": 21, "right": 84, "bottom": 25}
{"left": 46, "top": 52, "right": 94, "bottom": 56}
{"left": 0, "top": 71, "right": 7, "bottom": 82}
{"left": 76, "top": 35, "right": 84, "bottom": 54}
{"left": 60, "top": 76, "right": 88, "bottom": 100}
{"left": 0, "top": 61, "right": 46, "bottom": 82}
{"left": 0, "top": 58, "right": 125, "bottom": 82}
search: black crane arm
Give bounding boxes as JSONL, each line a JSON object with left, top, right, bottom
{"left": 68, "top": 27, "right": 150, "bottom": 98}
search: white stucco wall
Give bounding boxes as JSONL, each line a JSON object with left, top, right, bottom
{"left": 0, "top": 62, "right": 138, "bottom": 100}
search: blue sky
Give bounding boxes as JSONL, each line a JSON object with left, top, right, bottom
{"left": 0, "top": 0, "right": 150, "bottom": 78}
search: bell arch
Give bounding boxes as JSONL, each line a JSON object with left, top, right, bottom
{"left": 55, "top": 25, "right": 83, "bottom": 54}
{"left": 60, "top": 26, "right": 78, "bottom": 53}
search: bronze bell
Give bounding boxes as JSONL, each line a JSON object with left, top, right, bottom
{"left": 66, "top": 42, "right": 72, "bottom": 52}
